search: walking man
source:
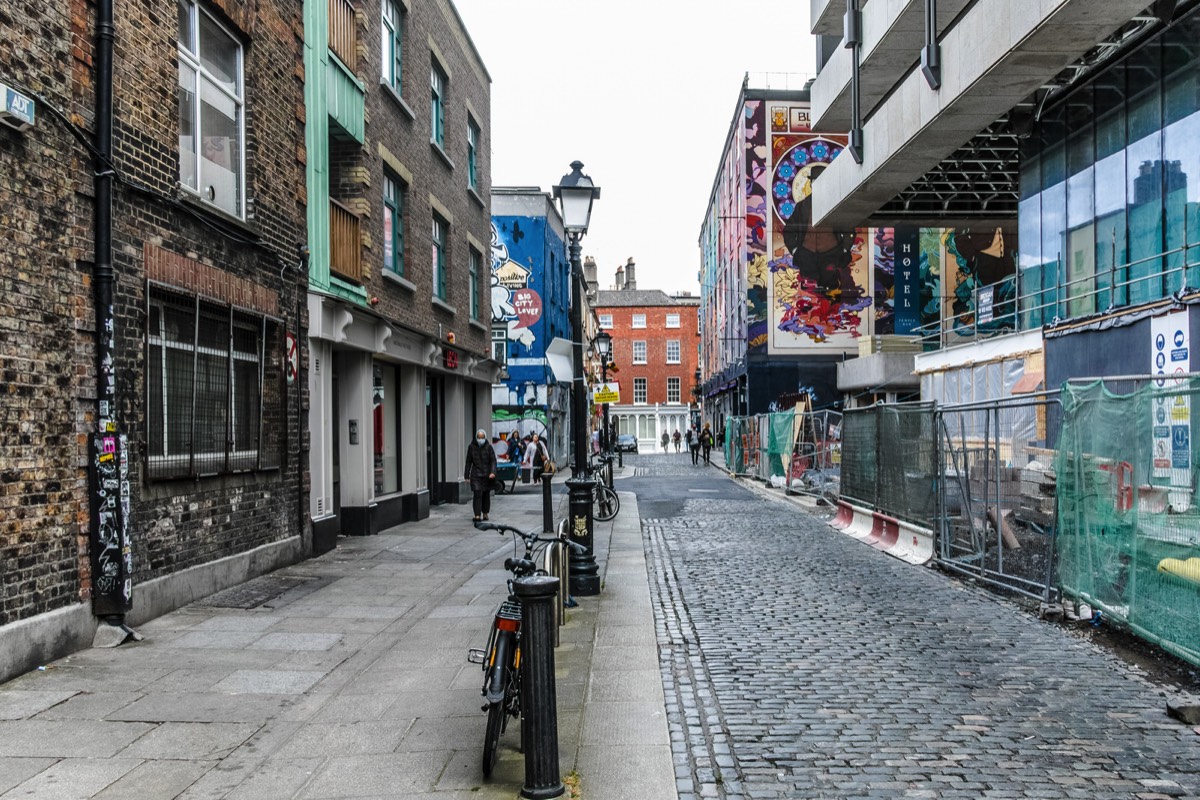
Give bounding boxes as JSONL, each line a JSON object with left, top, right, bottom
{"left": 700, "top": 423, "right": 714, "bottom": 465}
{"left": 465, "top": 428, "right": 497, "bottom": 523}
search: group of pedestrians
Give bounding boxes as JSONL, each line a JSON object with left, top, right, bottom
{"left": 659, "top": 424, "right": 715, "bottom": 465}
{"left": 464, "top": 430, "right": 551, "bottom": 523}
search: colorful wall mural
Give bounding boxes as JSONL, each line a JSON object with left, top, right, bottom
{"left": 745, "top": 100, "right": 770, "bottom": 353}
{"left": 762, "top": 103, "right": 867, "bottom": 352}
{"left": 745, "top": 102, "right": 1017, "bottom": 351}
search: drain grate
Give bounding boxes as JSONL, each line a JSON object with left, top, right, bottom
{"left": 634, "top": 467, "right": 649, "bottom": 477}
{"left": 193, "top": 574, "right": 319, "bottom": 609}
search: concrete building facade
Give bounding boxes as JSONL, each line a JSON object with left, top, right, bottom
{"left": 807, "top": 0, "right": 1200, "bottom": 409}
{"left": 697, "top": 78, "right": 1017, "bottom": 422}
{"left": 302, "top": 0, "right": 496, "bottom": 545}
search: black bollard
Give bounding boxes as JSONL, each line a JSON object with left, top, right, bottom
{"left": 541, "top": 473, "right": 553, "bottom": 537}
{"left": 566, "top": 476, "right": 599, "bottom": 595}
{"left": 515, "top": 575, "right": 564, "bottom": 799}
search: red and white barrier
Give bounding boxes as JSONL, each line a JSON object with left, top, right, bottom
{"left": 830, "top": 501, "right": 855, "bottom": 530}
{"left": 826, "top": 505, "right": 933, "bottom": 566}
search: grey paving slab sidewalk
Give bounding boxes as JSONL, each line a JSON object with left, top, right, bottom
{"left": 0, "top": 472, "right": 674, "bottom": 799}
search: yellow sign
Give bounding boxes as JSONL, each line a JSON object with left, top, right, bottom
{"left": 592, "top": 382, "right": 620, "bottom": 404}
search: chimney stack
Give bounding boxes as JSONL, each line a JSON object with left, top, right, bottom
{"left": 614, "top": 264, "right": 624, "bottom": 291}
{"left": 624, "top": 257, "right": 637, "bottom": 291}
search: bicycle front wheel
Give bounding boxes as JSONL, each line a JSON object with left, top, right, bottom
{"left": 594, "top": 485, "right": 619, "bottom": 521}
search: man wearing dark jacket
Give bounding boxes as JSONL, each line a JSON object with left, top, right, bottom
{"left": 465, "top": 428, "right": 497, "bottom": 522}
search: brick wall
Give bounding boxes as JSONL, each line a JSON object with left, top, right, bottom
{"left": 0, "top": 0, "right": 93, "bottom": 626}
{"left": 597, "top": 303, "right": 701, "bottom": 406}
{"left": 0, "top": 0, "right": 310, "bottom": 628}
{"left": 109, "top": 0, "right": 309, "bottom": 582}
{"left": 355, "top": 0, "right": 492, "bottom": 352}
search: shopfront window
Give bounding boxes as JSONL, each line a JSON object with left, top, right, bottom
{"left": 374, "top": 363, "right": 401, "bottom": 495}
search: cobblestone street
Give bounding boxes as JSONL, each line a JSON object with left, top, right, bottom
{"left": 626, "top": 454, "right": 1200, "bottom": 800}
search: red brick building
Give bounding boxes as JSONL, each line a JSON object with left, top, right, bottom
{"left": 594, "top": 261, "right": 700, "bottom": 450}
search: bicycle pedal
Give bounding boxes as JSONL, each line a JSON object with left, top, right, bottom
{"left": 467, "top": 648, "right": 486, "bottom": 664}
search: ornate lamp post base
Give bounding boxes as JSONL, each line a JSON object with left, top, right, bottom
{"left": 566, "top": 476, "right": 600, "bottom": 596}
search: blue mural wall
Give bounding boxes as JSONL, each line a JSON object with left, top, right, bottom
{"left": 490, "top": 214, "right": 570, "bottom": 411}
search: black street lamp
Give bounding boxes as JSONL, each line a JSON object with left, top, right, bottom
{"left": 553, "top": 161, "right": 601, "bottom": 597}
{"left": 593, "top": 329, "right": 613, "bottom": 453}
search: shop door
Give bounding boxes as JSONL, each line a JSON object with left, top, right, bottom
{"left": 426, "top": 375, "right": 444, "bottom": 504}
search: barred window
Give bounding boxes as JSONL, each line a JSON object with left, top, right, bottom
{"left": 146, "top": 287, "right": 283, "bottom": 479}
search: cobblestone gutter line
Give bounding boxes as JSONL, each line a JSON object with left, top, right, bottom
{"left": 646, "top": 520, "right": 746, "bottom": 800}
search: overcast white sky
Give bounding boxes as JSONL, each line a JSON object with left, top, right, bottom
{"left": 453, "top": 0, "right": 817, "bottom": 294}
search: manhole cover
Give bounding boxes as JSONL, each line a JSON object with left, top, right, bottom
{"left": 193, "top": 574, "right": 318, "bottom": 609}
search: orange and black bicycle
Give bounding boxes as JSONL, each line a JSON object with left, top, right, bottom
{"left": 467, "top": 521, "right": 581, "bottom": 777}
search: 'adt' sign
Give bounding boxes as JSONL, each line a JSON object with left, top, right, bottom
{"left": 0, "top": 82, "right": 36, "bottom": 131}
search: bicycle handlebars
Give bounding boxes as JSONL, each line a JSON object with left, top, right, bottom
{"left": 476, "top": 521, "right": 586, "bottom": 555}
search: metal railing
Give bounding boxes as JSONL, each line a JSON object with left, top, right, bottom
{"left": 328, "top": 0, "right": 357, "bottom": 71}
{"left": 329, "top": 198, "right": 362, "bottom": 284}
{"left": 908, "top": 237, "right": 1199, "bottom": 347}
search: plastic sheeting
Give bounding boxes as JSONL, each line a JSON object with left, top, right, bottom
{"left": 1056, "top": 379, "right": 1200, "bottom": 667}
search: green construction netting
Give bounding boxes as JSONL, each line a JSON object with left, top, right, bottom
{"left": 1056, "top": 379, "right": 1200, "bottom": 667}
{"left": 723, "top": 412, "right": 801, "bottom": 478}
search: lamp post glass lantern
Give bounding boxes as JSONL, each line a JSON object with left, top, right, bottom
{"left": 552, "top": 161, "right": 601, "bottom": 597}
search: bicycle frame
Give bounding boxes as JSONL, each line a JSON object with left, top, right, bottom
{"left": 469, "top": 521, "right": 582, "bottom": 778}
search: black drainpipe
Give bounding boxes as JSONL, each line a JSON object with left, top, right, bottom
{"left": 89, "top": 0, "right": 132, "bottom": 621}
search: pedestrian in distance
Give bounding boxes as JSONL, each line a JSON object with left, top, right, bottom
{"left": 700, "top": 423, "right": 714, "bottom": 465}
{"left": 465, "top": 428, "right": 497, "bottom": 523}
{"left": 687, "top": 427, "right": 700, "bottom": 465}
{"left": 528, "top": 433, "right": 550, "bottom": 482}
{"left": 661, "top": 431, "right": 670, "bottom": 453}
{"left": 672, "top": 429, "right": 682, "bottom": 453}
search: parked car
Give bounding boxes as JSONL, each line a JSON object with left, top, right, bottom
{"left": 615, "top": 434, "right": 638, "bottom": 453}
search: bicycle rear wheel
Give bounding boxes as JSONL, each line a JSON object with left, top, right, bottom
{"left": 594, "top": 485, "right": 619, "bottom": 521}
{"left": 483, "top": 699, "right": 503, "bottom": 777}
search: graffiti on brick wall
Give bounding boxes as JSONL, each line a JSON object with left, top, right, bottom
{"left": 91, "top": 433, "right": 131, "bottom": 608}
{"left": 91, "top": 302, "right": 131, "bottom": 612}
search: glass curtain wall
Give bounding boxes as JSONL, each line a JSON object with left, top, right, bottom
{"left": 1018, "top": 12, "right": 1200, "bottom": 325}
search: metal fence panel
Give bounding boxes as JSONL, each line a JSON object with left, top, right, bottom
{"left": 937, "top": 395, "right": 1062, "bottom": 602}
{"left": 1056, "top": 377, "right": 1200, "bottom": 667}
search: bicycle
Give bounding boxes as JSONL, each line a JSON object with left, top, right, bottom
{"left": 588, "top": 455, "right": 619, "bottom": 521}
{"left": 467, "top": 521, "right": 583, "bottom": 777}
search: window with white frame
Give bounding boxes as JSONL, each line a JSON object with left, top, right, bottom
{"left": 381, "top": 0, "right": 403, "bottom": 93}
{"left": 666, "top": 340, "right": 680, "bottom": 363}
{"left": 147, "top": 287, "right": 282, "bottom": 479}
{"left": 667, "top": 377, "right": 681, "bottom": 403}
{"left": 177, "top": 0, "right": 244, "bottom": 217}
{"left": 598, "top": 314, "right": 613, "bottom": 329}
{"left": 432, "top": 213, "right": 448, "bottom": 299}
{"left": 631, "top": 313, "right": 646, "bottom": 328}
{"left": 632, "top": 340, "right": 647, "bottom": 363}
{"left": 430, "top": 62, "right": 447, "bottom": 147}
{"left": 665, "top": 313, "right": 680, "bottom": 328}
{"left": 491, "top": 326, "right": 507, "bottom": 364}
{"left": 633, "top": 377, "right": 647, "bottom": 404}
